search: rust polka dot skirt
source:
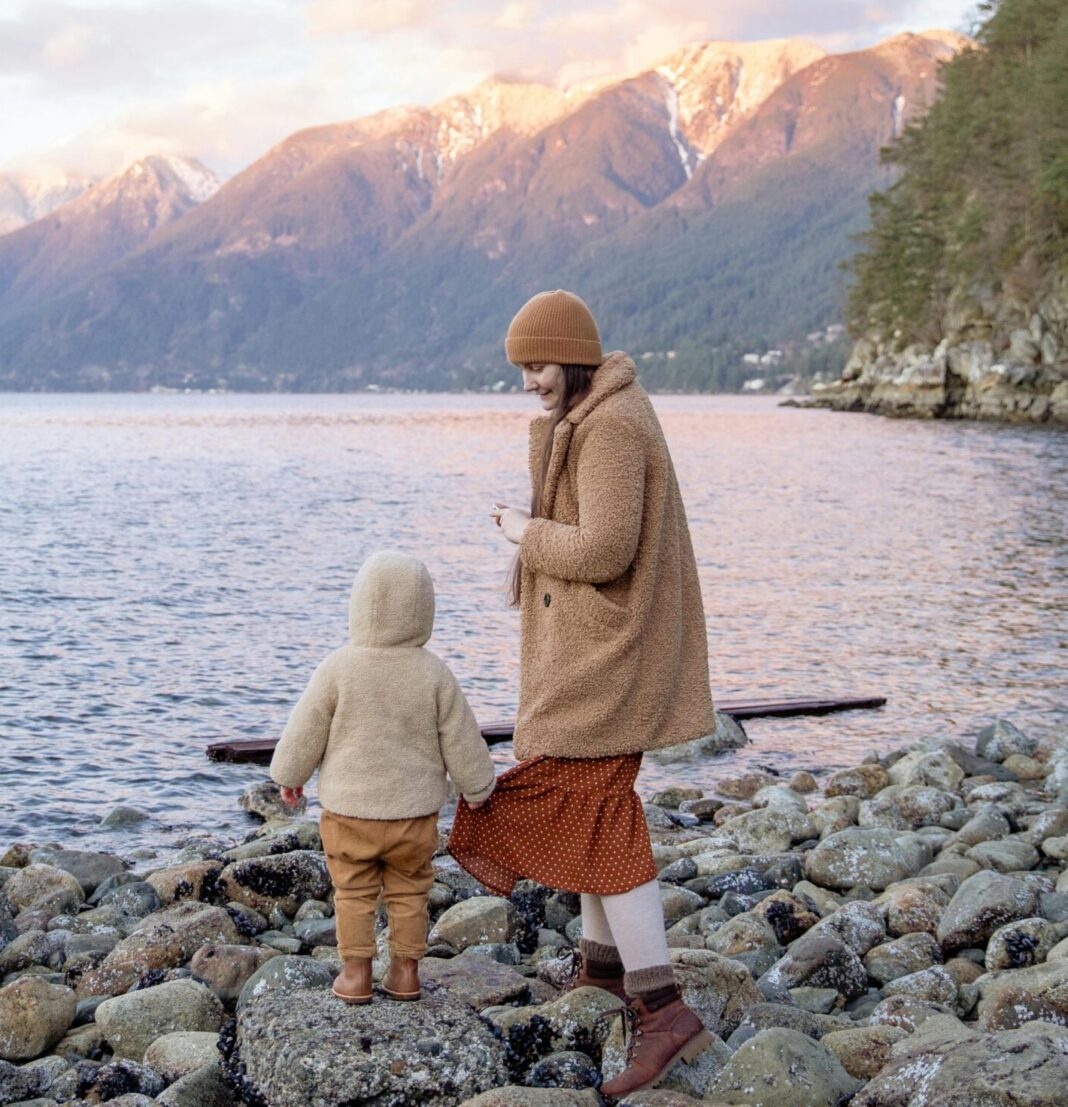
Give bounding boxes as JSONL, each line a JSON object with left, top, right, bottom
{"left": 447, "top": 752, "right": 658, "bottom": 896}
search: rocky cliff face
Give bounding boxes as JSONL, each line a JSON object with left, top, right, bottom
{"left": 806, "top": 274, "right": 1068, "bottom": 424}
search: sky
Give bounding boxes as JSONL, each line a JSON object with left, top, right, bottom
{"left": 3, "top": 0, "right": 980, "bottom": 180}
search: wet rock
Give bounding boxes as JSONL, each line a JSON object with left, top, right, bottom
{"left": 95, "top": 979, "right": 224, "bottom": 1060}
{"left": 421, "top": 951, "right": 533, "bottom": 1009}
{"left": 976, "top": 959, "right": 1068, "bottom": 1030}
{"left": 145, "top": 861, "right": 222, "bottom": 906}
{"left": 709, "top": 1027, "right": 861, "bottom": 1106}
{"left": 790, "top": 771, "right": 819, "bottom": 794}
{"left": 819, "top": 1025, "right": 907, "bottom": 1080}
{"left": 760, "top": 934, "right": 867, "bottom": 1002}
{"left": 99, "top": 806, "right": 151, "bottom": 830}
{"left": 690, "top": 868, "right": 769, "bottom": 899}
{"left": 235, "top": 954, "right": 335, "bottom": 1011}
{"left": 28, "top": 850, "right": 128, "bottom": 897}
{"left": 238, "top": 781, "right": 303, "bottom": 821}
{"left": 976, "top": 719, "right": 1037, "bottom": 763}
{"left": 803, "top": 828, "right": 928, "bottom": 892}
{"left": 523, "top": 1049, "right": 600, "bottom": 1090}
{"left": 76, "top": 902, "right": 241, "bottom": 998}
{"left": 658, "top": 858, "right": 698, "bottom": 884}
{"left": 984, "top": 916, "right": 1061, "bottom": 971}
{"left": 216, "top": 851, "right": 330, "bottom": 917}
{"left": 728, "top": 1002, "right": 847, "bottom": 1046}
{"left": 143, "top": 1031, "right": 220, "bottom": 1082}
{"left": 0, "top": 1057, "right": 50, "bottom": 1103}
{"left": 864, "top": 932, "right": 943, "bottom": 985}
{"left": 0, "top": 977, "right": 76, "bottom": 1062}
{"left": 231, "top": 982, "right": 508, "bottom": 1105}
{"left": 825, "top": 765, "right": 890, "bottom": 799}
{"left": 2, "top": 864, "right": 84, "bottom": 917}
{"left": 188, "top": 943, "right": 279, "bottom": 1003}
{"left": 428, "top": 897, "right": 524, "bottom": 952}
{"left": 852, "top": 1019, "right": 1068, "bottom": 1106}
{"left": 936, "top": 871, "right": 1040, "bottom": 953}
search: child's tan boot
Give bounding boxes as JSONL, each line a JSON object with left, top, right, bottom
{"left": 331, "top": 957, "right": 373, "bottom": 1004}
{"left": 381, "top": 956, "right": 421, "bottom": 1000}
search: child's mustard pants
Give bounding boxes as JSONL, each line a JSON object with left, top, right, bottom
{"left": 319, "top": 808, "right": 439, "bottom": 960}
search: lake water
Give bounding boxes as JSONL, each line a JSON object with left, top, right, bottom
{"left": 1, "top": 391, "right": 1066, "bottom": 865}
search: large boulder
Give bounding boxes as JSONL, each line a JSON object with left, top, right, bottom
{"left": 216, "top": 851, "right": 330, "bottom": 917}
{"left": 936, "top": 871, "right": 1041, "bottom": 953}
{"left": 1, "top": 863, "right": 84, "bottom": 915}
{"left": 76, "top": 901, "right": 241, "bottom": 998}
{"left": 760, "top": 935, "right": 867, "bottom": 1002}
{"left": 852, "top": 1019, "right": 1068, "bottom": 1105}
{"left": 229, "top": 982, "right": 508, "bottom": 1105}
{"left": 95, "top": 979, "right": 224, "bottom": 1060}
{"left": 0, "top": 977, "right": 76, "bottom": 1062}
{"left": 976, "top": 719, "right": 1037, "bottom": 763}
{"left": 428, "top": 896, "right": 523, "bottom": 952}
{"left": 709, "top": 1028, "right": 861, "bottom": 1106}
{"left": 976, "top": 961, "right": 1068, "bottom": 1031}
{"left": 719, "top": 808, "right": 817, "bottom": 853}
{"left": 803, "top": 828, "right": 929, "bottom": 892}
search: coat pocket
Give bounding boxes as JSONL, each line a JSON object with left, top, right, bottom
{"left": 563, "top": 578, "right": 629, "bottom": 630}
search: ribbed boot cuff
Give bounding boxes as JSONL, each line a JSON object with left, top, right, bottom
{"left": 579, "top": 938, "right": 622, "bottom": 967}
{"left": 625, "top": 964, "right": 676, "bottom": 995}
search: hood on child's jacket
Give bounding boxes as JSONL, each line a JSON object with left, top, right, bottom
{"left": 348, "top": 550, "right": 434, "bottom": 648}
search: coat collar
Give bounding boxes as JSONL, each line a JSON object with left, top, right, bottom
{"left": 564, "top": 350, "right": 637, "bottom": 425}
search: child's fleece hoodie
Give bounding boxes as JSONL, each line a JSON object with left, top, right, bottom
{"left": 270, "top": 550, "right": 496, "bottom": 818}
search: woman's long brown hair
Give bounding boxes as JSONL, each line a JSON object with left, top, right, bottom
{"left": 507, "top": 364, "right": 597, "bottom": 607}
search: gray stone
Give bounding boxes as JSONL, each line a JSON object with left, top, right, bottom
{"left": 859, "top": 785, "right": 958, "bottom": 831}
{"left": 216, "top": 850, "right": 330, "bottom": 917}
{"left": 864, "top": 932, "right": 943, "bottom": 985}
{"left": 1, "top": 865, "right": 84, "bottom": 917}
{"left": 95, "top": 979, "right": 223, "bottom": 1060}
{"left": 156, "top": 1061, "right": 236, "bottom": 1107}
{"left": 964, "top": 838, "right": 1040, "bottom": 873}
{"left": 976, "top": 719, "right": 1037, "bottom": 762}
{"left": 231, "top": 982, "right": 507, "bottom": 1106}
{"left": 460, "top": 1090, "right": 601, "bottom": 1107}
{"left": 807, "top": 900, "right": 887, "bottom": 957}
{"left": 937, "top": 871, "right": 1041, "bottom": 953}
{"left": 820, "top": 1025, "right": 908, "bottom": 1081}
{"left": 428, "top": 896, "right": 523, "bottom": 952}
{"left": 421, "top": 951, "right": 533, "bottom": 1009}
{"left": 709, "top": 1027, "right": 861, "bottom": 1106}
{"left": 882, "top": 966, "right": 958, "bottom": 1006}
{"left": 719, "top": 807, "right": 816, "bottom": 853}
{"left": 28, "top": 850, "right": 127, "bottom": 896}
{"left": 0, "top": 1058, "right": 49, "bottom": 1103}
{"left": 868, "top": 995, "right": 957, "bottom": 1033}
{"left": 0, "top": 977, "right": 76, "bottom": 1062}
{"left": 99, "top": 806, "right": 151, "bottom": 829}
{"left": 188, "top": 943, "right": 279, "bottom": 1003}
{"left": 976, "top": 960, "right": 1068, "bottom": 1030}
{"left": 985, "top": 916, "right": 1061, "bottom": 971}
{"left": 851, "top": 1019, "right": 1068, "bottom": 1106}
{"left": 803, "top": 828, "right": 928, "bottom": 892}
{"left": 235, "top": 953, "right": 335, "bottom": 1011}
{"left": 143, "top": 1031, "right": 221, "bottom": 1082}
{"left": 760, "top": 934, "right": 868, "bottom": 1001}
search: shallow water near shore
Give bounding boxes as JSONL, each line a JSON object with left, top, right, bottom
{"left": 1, "top": 391, "right": 1066, "bottom": 864}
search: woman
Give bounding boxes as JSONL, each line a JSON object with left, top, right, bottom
{"left": 448, "top": 289, "right": 717, "bottom": 1098}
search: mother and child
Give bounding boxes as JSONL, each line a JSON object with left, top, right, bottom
{"left": 269, "top": 289, "right": 717, "bottom": 1099}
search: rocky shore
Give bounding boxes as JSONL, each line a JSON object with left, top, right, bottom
{"left": 4, "top": 715, "right": 1068, "bottom": 1106}
{"left": 793, "top": 276, "right": 1068, "bottom": 425}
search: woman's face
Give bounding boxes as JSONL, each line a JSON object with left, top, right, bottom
{"left": 521, "top": 363, "right": 565, "bottom": 410}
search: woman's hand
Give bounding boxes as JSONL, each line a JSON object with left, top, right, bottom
{"left": 491, "top": 502, "right": 530, "bottom": 545}
{"left": 280, "top": 785, "right": 303, "bottom": 807}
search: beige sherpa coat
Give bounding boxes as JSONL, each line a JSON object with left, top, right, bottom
{"left": 513, "top": 351, "right": 716, "bottom": 760}
{"left": 270, "top": 551, "right": 496, "bottom": 818}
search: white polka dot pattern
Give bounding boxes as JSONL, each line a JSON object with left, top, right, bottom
{"left": 447, "top": 752, "right": 657, "bottom": 895}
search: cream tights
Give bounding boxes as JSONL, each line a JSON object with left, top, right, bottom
{"left": 579, "top": 879, "right": 671, "bottom": 972}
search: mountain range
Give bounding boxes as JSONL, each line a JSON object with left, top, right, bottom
{"left": 0, "top": 30, "right": 965, "bottom": 391}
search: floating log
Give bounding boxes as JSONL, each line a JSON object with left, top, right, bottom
{"left": 205, "top": 694, "right": 886, "bottom": 765}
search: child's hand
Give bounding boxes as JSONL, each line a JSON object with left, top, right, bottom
{"left": 467, "top": 798, "right": 487, "bottom": 810}
{"left": 280, "top": 785, "right": 303, "bottom": 807}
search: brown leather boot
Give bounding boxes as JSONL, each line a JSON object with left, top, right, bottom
{"left": 331, "top": 957, "right": 372, "bottom": 1004}
{"left": 560, "top": 947, "right": 628, "bottom": 1002}
{"left": 381, "top": 956, "right": 421, "bottom": 1000}
{"left": 598, "top": 984, "right": 714, "bottom": 1099}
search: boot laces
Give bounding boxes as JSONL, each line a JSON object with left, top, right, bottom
{"left": 596, "top": 1001, "right": 642, "bottom": 1064}
{"left": 558, "top": 947, "right": 583, "bottom": 990}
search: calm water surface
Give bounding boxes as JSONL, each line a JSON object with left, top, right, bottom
{"left": 1, "top": 392, "right": 1066, "bottom": 864}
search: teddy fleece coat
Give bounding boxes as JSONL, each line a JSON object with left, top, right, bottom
{"left": 513, "top": 351, "right": 716, "bottom": 761}
{"left": 269, "top": 551, "right": 496, "bottom": 818}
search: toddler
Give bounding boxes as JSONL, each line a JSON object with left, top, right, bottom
{"left": 270, "top": 550, "right": 496, "bottom": 1003}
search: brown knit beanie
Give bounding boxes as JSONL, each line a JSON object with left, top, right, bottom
{"left": 505, "top": 289, "right": 603, "bottom": 367}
